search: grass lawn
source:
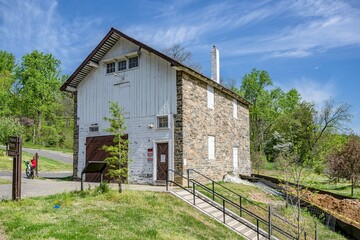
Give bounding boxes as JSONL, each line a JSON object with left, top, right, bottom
{"left": 0, "top": 179, "right": 11, "bottom": 184}
{"left": 23, "top": 143, "right": 73, "bottom": 154}
{"left": 198, "top": 182, "right": 347, "bottom": 240}
{"left": 0, "top": 151, "right": 72, "bottom": 172}
{"left": 0, "top": 190, "right": 243, "bottom": 240}
{"left": 257, "top": 164, "right": 360, "bottom": 199}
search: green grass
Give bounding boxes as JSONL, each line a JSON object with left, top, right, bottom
{"left": 198, "top": 182, "right": 347, "bottom": 240}
{"left": 0, "top": 190, "right": 244, "bottom": 240}
{"left": 22, "top": 143, "right": 73, "bottom": 154}
{"left": 0, "top": 179, "right": 11, "bottom": 184}
{"left": 0, "top": 151, "right": 72, "bottom": 172}
{"left": 258, "top": 168, "right": 360, "bottom": 199}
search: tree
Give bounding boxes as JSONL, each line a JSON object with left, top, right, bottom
{"left": 0, "top": 51, "right": 16, "bottom": 116}
{"left": 327, "top": 135, "right": 360, "bottom": 196}
{"left": 14, "top": 50, "right": 62, "bottom": 144}
{"left": 102, "top": 102, "right": 129, "bottom": 193}
{"left": 163, "top": 44, "right": 202, "bottom": 72}
{"left": 0, "top": 117, "right": 24, "bottom": 147}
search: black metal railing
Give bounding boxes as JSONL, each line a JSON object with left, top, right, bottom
{"left": 166, "top": 169, "right": 313, "bottom": 240}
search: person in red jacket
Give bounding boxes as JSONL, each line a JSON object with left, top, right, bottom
{"left": 30, "top": 157, "right": 37, "bottom": 170}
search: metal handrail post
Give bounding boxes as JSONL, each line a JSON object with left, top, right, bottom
{"left": 193, "top": 182, "right": 196, "bottom": 205}
{"left": 187, "top": 169, "right": 190, "bottom": 188}
{"left": 166, "top": 169, "right": 169, "bottom": 191}
{"left": 268, "top": 205, "right": 272, "bottom": 240}
{"left": 223, "top": 199, "right": 225, "bottom": 223}
{"left": 257, "top": 219, "right": 259, "bottom": 240}
{"left": 239, "top": 196, "right": 242, "bottom": 217}
{"left": 81, "top": 173, "right": 84, "bottom": 191}
{"left": 212, "top": 181, "right": 215, "bottom": 201}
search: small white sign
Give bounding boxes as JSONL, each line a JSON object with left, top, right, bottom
{"left": 160, "top": 154, "right": 166, "bottom": 163}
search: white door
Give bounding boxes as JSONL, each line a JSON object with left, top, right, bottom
{"left": 233, "top": 147, "right": 238, "bottom": 170}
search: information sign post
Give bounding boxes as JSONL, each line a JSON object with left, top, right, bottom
{"left": 8, "top": 136, "right": 22, "bottom": 201}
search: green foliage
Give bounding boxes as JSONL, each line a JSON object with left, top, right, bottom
{"left": 0, "top": 116, "right": 24, "bottom": 145}
{"left": 94, "top": 182, "right": 111, "bottom": 195}
{"left": 0, "top": 51, "right": 15, "bottom": 73}
{"left": 102, "top": 102, "right": 129, "bottom": 193}
{"left": 14, "top": 50, "right": 63, "bottom": 145}
{"left": 327, "top": 135, "right": 360, "bottom": 196}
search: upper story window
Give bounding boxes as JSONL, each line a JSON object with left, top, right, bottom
{"left": 157, "top": 116, "right": 169, "bottom": 129}
{"left": 233, "top": 99, "right": 238, "bottom": 119}
{"left": 129, "top": 56, "right": 139, "bottom": 69}
{"left": 118, "top": 60, "right": 126, "bottom": 71}
{"left": 106, "top": 62, "right": 115, "bottom": 74}
{"left": 207, "top": 85, "right": 214, "bottom": 109}
{"left": 208, "top": 136, "right": 215, "bottom": 160}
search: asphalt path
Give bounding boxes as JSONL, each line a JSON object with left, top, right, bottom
{"left": 0, "top": 175, "right": 166, "bottom": 199}
{"left": 0, "top": 146, "right": 73, "bottom": 164}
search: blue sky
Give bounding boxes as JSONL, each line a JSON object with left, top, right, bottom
{"left": 1, "top": 0, "right": 359, "bottom": 133}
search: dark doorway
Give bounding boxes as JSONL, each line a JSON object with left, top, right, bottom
{"left": 156, "top": 142, "right": 169, "bottom": 180}
{"left": 85, "top": 135, "right": 128, "bottom": 182}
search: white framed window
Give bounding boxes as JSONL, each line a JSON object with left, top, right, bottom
{"left": 157, "top": 116, "right": 169, "bottom": 129}
{"left": 207, "top": 85, "right": 214, "bottom": 109}
{"left": 208, "top": 136, "right": 215, "bottom": 160}
{"left": 233, "top": 99, "right": 238, "bottom": 119}
{"left": 129, "top": 56, "right": 139, "bottom": 69}
{"left": 106, "top": 62, "right": 115, "bottom": 73}
{"left": 233, "top": 147, "right": 239, "bottom": 170}
{"left": 118, "top": 60, "right": 126, "bottom": 71}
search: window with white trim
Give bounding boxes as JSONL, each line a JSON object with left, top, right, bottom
{"left": 129, "top": 56, "right": 139, "bottom": 68}
{"left": 157, "top": 116, "right": 169, "bottom": 129}
{"left": 233, "top": 147, "right": 239, "bottom": 170}
{"left": 233, "top": 99, "right": 238, "bottom": 119}
{"left": 208, "top": 136, "right": 215, "bottom": 160}
{"left": 118, "top": 60, "right": 126, "bottom": 71}
{"left": 207, "top": 85, "right": 214, "bottom": 109}
{"left": 106, "top": 62, "right": 115, "bottom": 73}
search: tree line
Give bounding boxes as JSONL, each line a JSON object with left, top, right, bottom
{"left": 0, "top": 50, "right": 73, "bottom": 149}
{"left": 223, "top": 68, "right": 358, "bottom": 195}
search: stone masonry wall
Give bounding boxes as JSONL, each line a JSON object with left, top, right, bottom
{"left": 174, "top": 71, "right": 184, "bottom": 185}
{"left": 181, "top": 72, "right": 251, "bottom": 182}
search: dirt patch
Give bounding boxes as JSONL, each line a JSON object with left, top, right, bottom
{"left": 248, "top": 192, "right": 284, "bottom": 206}
{"left": 300, "top": 190, "right": 360, "bottom": 228}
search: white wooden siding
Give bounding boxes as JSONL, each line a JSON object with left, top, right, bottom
{"left": 76, "top": 37, "right": 176, "bottom": 183}
{"left": 77, "top": 37, "right": 177, "bottom": 126}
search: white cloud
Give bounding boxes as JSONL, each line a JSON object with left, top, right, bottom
{"left": 278, "top": 78, "right": 336, "bottom": 105}
{"left": 0, "top": 0, "right": 103, "bottom": 72}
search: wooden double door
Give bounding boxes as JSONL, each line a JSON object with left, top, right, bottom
{"left": 85, "top": 135, "right": 128, "bottom": 182}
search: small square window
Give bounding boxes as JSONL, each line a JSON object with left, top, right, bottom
{"left": 157, "top": 116, "right": 168, "bottom": 128}
{"left": 118, "top": 60, "right": 126, "bottom": 71}
{"left": 106, "top": 62, "right": 115, "bottom": 73}
{"left": 129, "top": 56, "right": 139, "bottom": 69}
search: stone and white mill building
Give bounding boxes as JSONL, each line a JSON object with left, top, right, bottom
{"left": 60, "top": 28, "right": 251, "bottom": 184}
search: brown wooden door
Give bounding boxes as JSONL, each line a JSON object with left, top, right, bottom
{"left": 157, "top": 143, "right": 168, "bottom": 180}
{"left": 85, "top": 135, "right": 128, "bottom": 182}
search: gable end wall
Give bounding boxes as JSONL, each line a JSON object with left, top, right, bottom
{"left": 181, "top": 72, "right": 251, "bottom": 181}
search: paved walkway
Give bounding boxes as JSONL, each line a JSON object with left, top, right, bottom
{"left": 0, "top": 175, "right": 166, "bottom": 200}
{"left": 171, "top": 189, "right": 270, "bottom": 240}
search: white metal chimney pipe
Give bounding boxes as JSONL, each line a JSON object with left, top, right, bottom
{"left": 211, "top": 45, "right": 220, "bottom": 83}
